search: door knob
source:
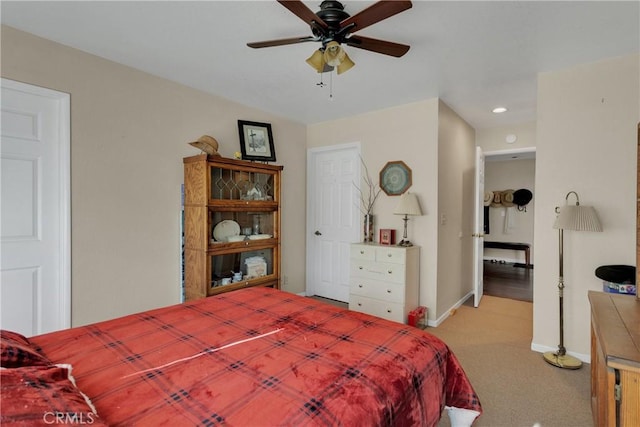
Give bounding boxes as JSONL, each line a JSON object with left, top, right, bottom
{"left": 314, "top": 230, "right": 322, "bottom": 236}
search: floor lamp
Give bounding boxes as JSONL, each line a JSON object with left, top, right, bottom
{"left": 543, "top": 191, "right": 602, "bottom": 369}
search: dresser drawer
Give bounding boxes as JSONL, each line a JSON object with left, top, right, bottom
{"left": 350, "top": 279, "right": 405, "bottom": 304}
{"left": 350, "top": 244, "right": 376, "bottom": 261}
{"left": 374, "top": 246, "right": 406, "bottom": 265}
{"left": 350, "top": 260, "right": 405, "bottom": 284}
{"left": 349, "top": 295, "right": 404, "bottom": 323}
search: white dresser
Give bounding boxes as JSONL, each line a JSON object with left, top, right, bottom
{"left": 349, "top": 243, "right": 420, "bottom": 324}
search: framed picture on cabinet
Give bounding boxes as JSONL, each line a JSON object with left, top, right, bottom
{"left": 237, "top": 120, "right": 276, "bottom": 162}
{"left": 380, "top": 229, "right": 396, "bottom": 245}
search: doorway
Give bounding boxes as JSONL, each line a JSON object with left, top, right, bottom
{"left": 483, "top": 148, "right": 536, "bottom": 302}
{"left": 306, "top": 142, "right": 361, "bottom": 302}
{"left": 0, "top": 79, "right": 71, "bottom": 335}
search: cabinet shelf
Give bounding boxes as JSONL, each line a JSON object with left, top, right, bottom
{"left": 209, "top": 238, "right": 278, "bottom": 252}
{"left": 208, "top": 200, "right": 279, "bottom": 211}
{"left": 183, "top": 154, "right": 283, "bottom": 301}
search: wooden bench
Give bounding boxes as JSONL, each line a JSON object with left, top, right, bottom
{"left": 484, "top": 241, "right": 531, "bottom": 268}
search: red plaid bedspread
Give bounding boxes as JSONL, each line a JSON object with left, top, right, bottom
{"left": 31, "top": 287, "right": 481, "bottom": 426}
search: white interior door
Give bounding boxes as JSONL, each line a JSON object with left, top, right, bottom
{"left": 473, "top": 146, "right": 485, "bottom": 307}
{"left": 1, "top": 79, "right": 70, "bottom": 336}
{"left": 306, "top": 143, "right": 360, "bottom": 302}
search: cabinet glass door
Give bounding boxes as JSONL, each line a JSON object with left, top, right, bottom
{"left": 210, "top": 248, "right": 274, "bottom": 290}
{"left": 210, "top": 168, "right": 275, "bottom": 201}
{"left": 210, "top": 211, "right": 274, "bottom": 243}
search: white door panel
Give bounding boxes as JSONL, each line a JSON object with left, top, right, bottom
{"left": 307, "top": 144, "right": 360, "bottom": 302}
{"left": 1, "top": 79, "right": 70, "bottom": 336}
{"left": 473, "top": 147, "right": 485, "bottom": 307}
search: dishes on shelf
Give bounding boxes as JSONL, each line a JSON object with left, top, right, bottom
{"left": 248, "top": 234, "right": 272, "bottom": 240}
{"left": 213, "top": 220, "right": 240, "bottom": 242}
{"left": 227, "top": 235, "right": 246, "bottom": 242}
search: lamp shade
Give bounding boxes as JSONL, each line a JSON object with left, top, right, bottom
{"left": 336, "top": 53, "right": 355, "bottom": 74}
{"left": 323, "top": 41, "right": 345, "bottom": 66}
{"left": 318, "top": 41, "right": 355, "bottom": 75}
{"left": 306, "top": 49, "right": 326, "bottom": 73}
{"left": 553, "top": 191, "right": 602, "bottom": 232}
{"left": 393, "top": 192, "right": 422, "bottom": 216}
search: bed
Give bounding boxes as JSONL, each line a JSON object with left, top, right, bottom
{"left": 1, "top": 287, "right": 482, "bottom": 426}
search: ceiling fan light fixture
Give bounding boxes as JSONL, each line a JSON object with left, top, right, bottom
{"left": 248, "top": 1, "right": 412, "bottom": 75}
{"left": 306, "top": 49, "right": 326, "bottom": 73}
{"left": 323, "top": 41, "right": 344, "bottom": 66}
{"left": 336, "top": 52, "right": 355, "bottom": 74}
{"left": 322, "top": 41, "right": 355, "bottom": 74}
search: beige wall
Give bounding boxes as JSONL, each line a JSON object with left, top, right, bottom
{"left": 534, "top": 54, "right": 639, "bottom": 359}
{"left": 436, "top": 101, "right": 476, "bottom": 319}
{"left": 307, "top": 99, "right": 476, "bottom": 322}
{"left": 308, "top": 100, "right": 441, "bottom": 316}
{"left": 483, "top": 159, "right": 536, "bottom": 264}
{"left": 1, "top": 26, "right": 308, "bottom": 326}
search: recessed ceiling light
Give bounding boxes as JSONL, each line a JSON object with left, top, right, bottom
{"left": 492, "top": 107, "right": 508, "bottom": 113}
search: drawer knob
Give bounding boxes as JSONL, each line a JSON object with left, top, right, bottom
{"left": 388, "top": 270, "right": 392, "bottom": 274}
{"left": 387, "top": 253, "right": 392, "bottom": 257}
{"left": 360, "top": 250, "right": 365, "bottom": 254}
{"left": 386, "top": 289, "right": 391, "bottom": 293}
{"left": 358, "top": 303, "right": 362, "bottom": 306}
{"left": 358, "top": 284, "right": 363, "bottom": 288}
{"left": 359, "top": 266, "right": 363, "bottom": 270}
{"left": 387, "top": 309, "right": 392, "bottom": 313}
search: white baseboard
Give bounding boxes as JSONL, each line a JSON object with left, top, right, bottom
{"left": 427, "top": 291, "right": 474, "bottom": 327}
{"left": 530, "top": 342, "right": 590, "bottom": 364}
{"left": 297, "top": 291, "right": 307, "bottom": 297}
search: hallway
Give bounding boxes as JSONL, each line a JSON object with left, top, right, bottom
{"left": 483, "top": 260, "right": 532, "bottom": 302}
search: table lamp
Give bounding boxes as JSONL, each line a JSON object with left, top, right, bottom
{"left": 393, "top": 192, "right": 422, "bottom": 247}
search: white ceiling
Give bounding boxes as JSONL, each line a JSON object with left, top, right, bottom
{"left": 2, "top": 1, "right": 638, "bottom": 129}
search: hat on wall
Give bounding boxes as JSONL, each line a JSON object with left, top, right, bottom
{"left": 484, "top": 191, "right": 493, "bottom": 206}
{"left": 189, "top": 135, "right": 221, "bottom": 156}
{"left": 501, "top": 189, "right": 515, "bottom": 207}
{"left": 513, "top": 189, "right": 533, "bottom": 210}
{"left": 490, "top": 191, "right": 502, "bottom": 207}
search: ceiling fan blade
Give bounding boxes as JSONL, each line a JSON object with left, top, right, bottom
{"left": 277, "top": 0, "right": 328, "bottom": 30}
{"left": 340, "top": 1, "right": 412, "bottom": 33}
{"left": 346, "top": 35, "right": 410, "bottom": 57}
{"left": 247, "top": 36, "right": 317, "bottom": 49}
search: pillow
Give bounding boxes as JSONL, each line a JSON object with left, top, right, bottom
{"left": 0, "top": 364, "right": 108, "bottom": 426}
{"left": 0, "top": 329, "right": 51, "bottom": 368}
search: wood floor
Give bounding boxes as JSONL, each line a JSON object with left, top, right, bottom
{"left": 482, "top": 260, "right": 533, "bottom": 302}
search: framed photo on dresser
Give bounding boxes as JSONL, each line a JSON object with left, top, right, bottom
{"left": 380, "top": 229, "right": 395, "bottom": 245}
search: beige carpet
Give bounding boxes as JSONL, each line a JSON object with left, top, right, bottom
{"left": 429, "top": 295, "right": 592, "bottom": 427}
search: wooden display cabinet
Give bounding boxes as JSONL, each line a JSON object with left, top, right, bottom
{"left": 183, "top": 154, "right": 283, "bottom": 301}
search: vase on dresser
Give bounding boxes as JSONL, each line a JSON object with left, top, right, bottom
{"left": 363, "top": 214, "right": 374, "bottom": 242}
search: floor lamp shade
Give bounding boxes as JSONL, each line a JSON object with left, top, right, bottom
{"left": 544, "top": 191, "right": 602, "bottom": 369}
{"left": 553, "top": 205, "right": 602, "bottom": 232}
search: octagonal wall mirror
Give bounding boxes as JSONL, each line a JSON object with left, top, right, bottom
{"left": 380, "top": 161, "right": 412, "bottom": 196}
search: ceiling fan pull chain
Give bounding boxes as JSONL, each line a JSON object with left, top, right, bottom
{"left": 329, "top": 71, "right": 333, "bottom": 100}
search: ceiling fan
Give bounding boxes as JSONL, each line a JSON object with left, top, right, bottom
{"left": 247, "top": 0, "right": 412, "bottom": 75}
